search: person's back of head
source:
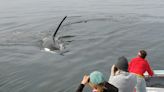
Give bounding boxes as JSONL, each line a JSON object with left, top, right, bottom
{"left": 115, "top": 56, "right": 128, "bottom": 72}
{"left": 138, "top": 50, "right": 147, "bottom": 59}
{"left": 89, "top": 71, "right": 106, "bottom": 92}
{"left": 89, "top": 71, "right": 106, "bottom": 85}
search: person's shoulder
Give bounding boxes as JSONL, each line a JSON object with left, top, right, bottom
{"left": 122, "top": 72, "right": 136, "bottom": 80}
{"left": 130, "top": 57, "right": 138, "bottom": 60}
{"left": 143, "top": 59, "right": 149, "bottom": 64}
{"left": 144, "top": 59, "right": 149, "bottom": 62}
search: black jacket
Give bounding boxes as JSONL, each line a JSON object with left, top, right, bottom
{"left": 76, "top": 81, "right": 118, "bottom": 92}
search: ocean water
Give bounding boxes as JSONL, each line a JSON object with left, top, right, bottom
{"left": 0, "top": 0, "right": 164, "bottom": 92}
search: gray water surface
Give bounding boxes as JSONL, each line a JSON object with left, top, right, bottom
{"left": 0, "top": 0, "right": 164, "bottom": 92}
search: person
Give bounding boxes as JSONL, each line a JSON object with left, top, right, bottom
{"left": 129, "top": 50, "right": 154, "bottom": 92}
{"left": 108, "top": 56, "right": 137, "bottom": 92}
{"left": 76, "top": 71, "right": 118, "bottom": 92}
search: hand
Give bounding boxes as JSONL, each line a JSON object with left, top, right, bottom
{"left": 111, "top": 65, "right": 118, "bottom": 76}
{"left": 111, "top": 65, "right": 115, "bottom": 76}
{"left": 81, "top": 75, "right": 90, "bottom": 85}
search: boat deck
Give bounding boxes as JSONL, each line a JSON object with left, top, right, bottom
{"left": 145, "top": 70, "right": 164, "bottom": 91}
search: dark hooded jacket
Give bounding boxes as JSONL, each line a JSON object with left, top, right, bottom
{"left": 76, "top": 81, "right": 118, "bottom": 92}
